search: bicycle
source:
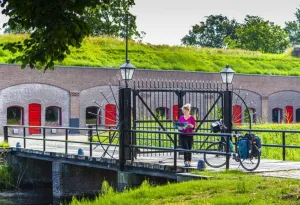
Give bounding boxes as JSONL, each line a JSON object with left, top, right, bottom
{"left": 203, "top": 119, "right": 261, "bottom": 171}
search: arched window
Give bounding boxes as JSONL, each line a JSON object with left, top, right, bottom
{"left": 285, "top": 106, "right": 293, "bottom": 123}
{"left": 45, "top": 106, "right": 61, "bottom": 125}
{"left": 296, "top": 108, "right": 300, "bottom": 123}
{"left": 86, "top": 106, "right": 101, "bottom": 125}
{"left": 272, "top": 108, "right": 283, "bottom": 123}
{"left": 105, "top": 104, "right": 116, "bottom": 125}
{"left": 244, "top": 108, "right": 256, "bottom": 124}
{"left": 7, "top": 106, "right": 24, "bottom": 125}
{"left": 233, "top": 105, "right": 242, "bottom": 124}
{"left": 155, "top": 107, "right": 169, "bottom": 120}
{"left": 191, "top": 107, "right": 199, "bottom": 119}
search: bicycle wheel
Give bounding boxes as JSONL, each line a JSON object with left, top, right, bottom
{"left": 204, "top": 142, "right": 227, "bottom": 168}
{"left": 238, "top": 145, "right": 260, "bottom": 171}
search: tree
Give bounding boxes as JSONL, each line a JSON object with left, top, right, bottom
{"left": 0, "top": 0, "right": 135, "bottom": 70}
{"left": 181, "top": 15, "right": 239, "bottom": 48}
{"left": 225, "top": 15, "right": 289, "bottom": 53}
{"left": 4, "top": 23, "right": 31, "bottom": 34}
{"left": 284, "top": 8, "right": 300, "bottom": 45}
{"left": 83, "top": 1, "right": 139, "bottom": 38}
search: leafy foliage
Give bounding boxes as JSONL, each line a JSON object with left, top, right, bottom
{"left": 83, "top": 0, "right": 139, "bottom": 38}
{"left": 181, "top": 14, "right": 239, "bottom": 48}
{"left": 225, "top": 16, "right": 290, "bottom": 54}
{"left": 4, "top": 23, "right": 30, "bottom": 34}
{"left": 0, "top": 0, "right": 135, "bottom": 71}
{"left": 0, "top": 163, "right": 13, "bottom": 190}
{"left": 284, "top": 8, "right": 300, "bottom": 45}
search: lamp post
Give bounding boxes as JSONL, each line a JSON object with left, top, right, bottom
{"left": 119, "top": 2, "right": 135, "bottom": 88}
{"left": 220, "top": 65, "right": 235, "bottom": 170}
{"left": 119, "top": 1, "right": 134, "bottom": 171}
{"left": 220, "top": 64, "right": 235, "bottom": 91}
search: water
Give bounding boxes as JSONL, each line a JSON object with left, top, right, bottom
{"left": 0, "top": 188, "right": 56, "bottom": 205}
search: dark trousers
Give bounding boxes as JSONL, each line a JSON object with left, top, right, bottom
{"left": 179, "top": 134, "right": 193, "bottom": 161}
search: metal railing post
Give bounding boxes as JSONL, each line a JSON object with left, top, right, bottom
{"left": 65, "top": 129, "right": 68, "bottom": 154}
{"left": 282, "top": 131, "right": 286, "bottom": 161}
{"left": 225, "top": 134, "right": 230, "bottom": 170}
{"left": 3, "top": 126, "right": 8, "bottom": 142}
{"left": 88, "top": 125, "right": 93, "bottom": 157}
{"left": 23, "top": 127, "right": 26, "bottom": 149}
{"left": 43, "top": 128, "right": 46, "bottom": 151}
{"left": 174, "top": 134, "right": 177, "bottom": 171}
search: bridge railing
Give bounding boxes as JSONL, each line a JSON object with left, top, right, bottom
{"left": 3, "top": 125, "right": 119, "bottom": 157}
{"left": 233, "top": 128, "right": 300, "bottom": 161}
{"left": 130, "top": 129, "right": 234, "bottom": 170}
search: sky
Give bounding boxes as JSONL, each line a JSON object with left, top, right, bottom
{"left": 0, "top": 0, "right": 299, "bottom": 45}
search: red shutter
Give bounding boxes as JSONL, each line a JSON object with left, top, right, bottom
{"left": 105, "top": 104, "right": 116, "bottom": 127}
{"left": 173, "top": 105, "right": 178, "bottom": 120}
{"left": 285, "top": 106, "right": 293, "bottom": 123}
{"left": 233, "top": 105, "right": 242, "bottom": 125}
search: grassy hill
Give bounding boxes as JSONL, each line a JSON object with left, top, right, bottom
{"left": 1, "top": 34, "right": 300, "bottom": 76}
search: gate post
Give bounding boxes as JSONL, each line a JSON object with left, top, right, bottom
{"left": 177, "top": 91, "right": 186, "bottom": 119}
{"left": 223, "top": 90, "right": 232, "bottom": 170}
{"left": 119, "top": 87, "right": 132, "bottom": 171}
{"left": 223, "top": 90, "right": 232, "bottom": 133}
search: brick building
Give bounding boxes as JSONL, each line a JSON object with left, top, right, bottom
{"left": 1, "top": 64, "right": 300, "bottom": 135}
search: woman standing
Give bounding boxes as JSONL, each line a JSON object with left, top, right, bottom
{"left": 178, "top": 103, "right": 196, "bottom": 167}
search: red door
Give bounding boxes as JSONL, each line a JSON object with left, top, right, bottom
{"left": 105, "top": 104, "right": 116, "bottom": 128}
{"left": 233, "top": 105, "right": 242, "bottom": 125}
{"left": 29, "top": 103, "right": 41, "bottom": 134}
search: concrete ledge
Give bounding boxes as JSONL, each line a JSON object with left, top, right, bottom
{"left": 176, "top": 173, "right": 213, "bottom": 182}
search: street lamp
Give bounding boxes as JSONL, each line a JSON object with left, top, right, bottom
{"left": 119, "top": 1, "right": 135, "bottom": 88}
{"left": 220, "top": 65, "right": 235, "bottom": 170}
{"left": 120, "top": 60, "right": 135, "bottom": 87}
{"left": 220, "top": 64, "right": 235, "bottom": 91}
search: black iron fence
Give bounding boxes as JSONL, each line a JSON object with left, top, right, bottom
{"left": 233, "top": 128, "right": 300, "bottom": 161}
{"left": 3, "top": 125, "right": 119, "bottom": 158}
{"left": 3, "top": 125, "right": 300, "bottom": 171}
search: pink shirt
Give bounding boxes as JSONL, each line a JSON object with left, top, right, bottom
{"left": 178, "top": 115, "right": 196, "bottom": 134}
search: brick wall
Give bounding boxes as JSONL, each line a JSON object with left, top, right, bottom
{"left": 1, "top": 64, "right": 300, "bottom": 129}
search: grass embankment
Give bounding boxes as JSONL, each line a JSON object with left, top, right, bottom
{"left": 70, "top": 170, "right": 300, "bottom": 205}
{"left": 1, "top": 34, "right": 300, "bottom": 75}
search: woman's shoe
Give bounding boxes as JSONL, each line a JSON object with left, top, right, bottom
{"left": 184, "top": 162, "right": 189, "bottom": 167}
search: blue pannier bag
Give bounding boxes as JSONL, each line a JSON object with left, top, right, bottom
{"left": 252, "top": 136, "right": 262, "bottom": 157}
{"left": 238, "top": 137, "right": 252, "bottom": 159}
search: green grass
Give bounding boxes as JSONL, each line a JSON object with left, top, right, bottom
{"left": 0, "top": 142, "right": 9, "bottom": 148}
{"left": 92, "top": 131, "right": 119, "bottom": 145}
{"left": 70, "top": 170, "right": 300, "bottom": 205}
{"left": 1, "top": 34, "right": 300, "bottom": 76}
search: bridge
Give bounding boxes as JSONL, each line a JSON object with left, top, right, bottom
{"left": 1, "top": 125, "right": 300, "bottom": 201}
{"left": 1, "top": 80, "right": 300, "bottom": 202}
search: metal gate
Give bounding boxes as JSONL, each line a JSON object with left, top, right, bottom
{"left": 131, "top": 80, "right": 227, "bottom": 158}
